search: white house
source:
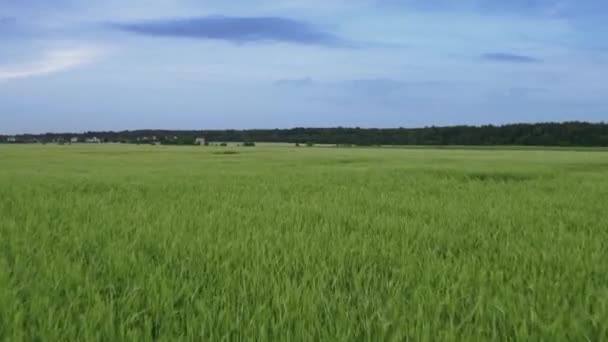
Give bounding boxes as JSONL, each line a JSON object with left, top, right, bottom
{"left": 195, "top": 137, "right": 206, "bottom": 145}
{"left": 86, "top": 137, "right": 101, "bottom": 144}
{"left": 71, "top": 137, "right": 79, "bottom": 143}
{"left": 7, "top": 136, "right": 16, "bottom": 143}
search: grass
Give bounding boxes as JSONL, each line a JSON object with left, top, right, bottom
{"left": 0, "top": 144, "right": 607, "bottom": 341}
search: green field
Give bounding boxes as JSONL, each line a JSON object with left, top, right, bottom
{"left": 1, "top": 145, "right": 607, "bottom": 341}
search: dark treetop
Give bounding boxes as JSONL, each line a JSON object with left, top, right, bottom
{"left": 2, "top": 122, "right": 608, "bottom": 147}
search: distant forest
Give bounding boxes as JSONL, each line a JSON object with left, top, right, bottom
{"left": 2, "top": 122, "right": 608, "bottom": 147}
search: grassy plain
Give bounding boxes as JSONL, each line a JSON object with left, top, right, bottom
{"left": 0, "top": 144, "right": 607, "bottom": 341}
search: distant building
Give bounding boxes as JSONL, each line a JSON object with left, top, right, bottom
{"left": 71, "top": 137, "right": 79, "bottom": 143}
{"left": 86, "top": 137, "right": 101, "bottom": 144}
{"left": 195, "top": 137, "right": 206, "bottom": 146}
{"left": 7, "top": 136, "right": 16, "bottom": 143}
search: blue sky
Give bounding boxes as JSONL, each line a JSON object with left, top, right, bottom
{"left": 1, "top": 0, "right": 607, "bottom": 133}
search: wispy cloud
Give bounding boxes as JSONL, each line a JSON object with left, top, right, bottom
{"left": 109, "top": 16, "right": 346, "bottom": 46}
{"left": 274, "top": 78, "right": 314, "bottom": 87}
{"left": 482, "top": 53, "right": 542, "bottom": 63}
{"left": 0, "top": 16, "right": 17, "bottom": 30}
{"left": 0, "top": 48, "right": 102, "bottom": 81}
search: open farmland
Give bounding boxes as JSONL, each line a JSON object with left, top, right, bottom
{"left": 0, "top": 145, "right": 607, "bottom": 341}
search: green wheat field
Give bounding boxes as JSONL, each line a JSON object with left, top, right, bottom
{"left": 1, "top": 144, "right": 607, "bottom": 341}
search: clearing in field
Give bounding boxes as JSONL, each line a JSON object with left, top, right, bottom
{"left": 0, "top": 145, "right": 607, "bottom": 341}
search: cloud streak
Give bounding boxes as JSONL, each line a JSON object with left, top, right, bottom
{"left": 109, "top": 16, "right": 346, "bottom": 46}
{"left": 0, "top": 48, "right": 101, "bottom": 81}
{"left": 0, "top": 16, "right": 17, "bottom": 30}
{"left": 274, "top": 78, "right": 314, "bottom": 87}
{"left": 482, "top": 53, "right": 542, "bottom": 63}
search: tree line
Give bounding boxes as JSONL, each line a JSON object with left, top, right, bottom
{"left": 1, "top": 122, "right": 608, "bottom": 147}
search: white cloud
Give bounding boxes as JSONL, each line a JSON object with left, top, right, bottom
{"left": 0, "top": 47, "right": 102, "bottom": 81}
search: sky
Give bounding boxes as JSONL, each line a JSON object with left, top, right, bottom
{"left": 1, "top": 0, "right": 607, "bottom": 133}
